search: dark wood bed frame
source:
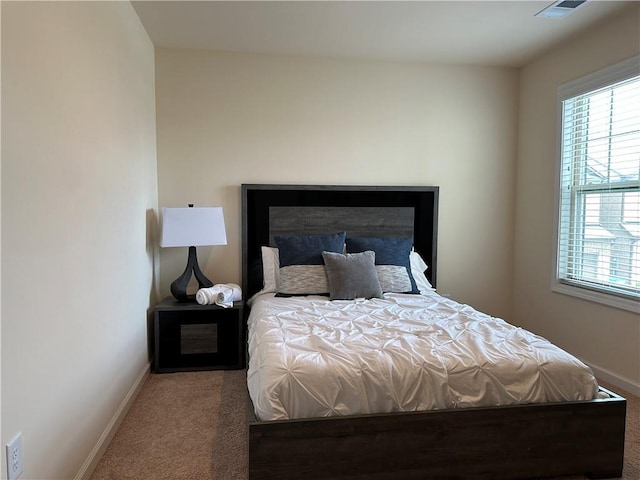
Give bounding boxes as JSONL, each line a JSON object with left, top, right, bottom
{"left": 241, "top": 184, "right": 626, "bottom": 480}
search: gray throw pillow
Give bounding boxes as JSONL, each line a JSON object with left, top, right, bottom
{"left": 321, "top": 251, "right": 383, "bottom": 300}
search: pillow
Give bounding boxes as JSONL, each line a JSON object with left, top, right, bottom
{"left": 345, "top": 236, "right": 419, "bottom": 293}
{"left": 260, "top": 246, "right": 280, "bottom": 293}
{"left": 274, "top": 232, "right": 346, "bottom": 295}
{"left": 322, "top": 251, "right": 383, "bottom": 300}
{"left": 410, "top": 250, "right": 433, "bottom": 294}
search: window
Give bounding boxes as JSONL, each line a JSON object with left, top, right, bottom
{"left": 554, "top": 56, "right": 640, "bottom": 312}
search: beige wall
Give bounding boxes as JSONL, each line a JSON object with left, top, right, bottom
{"left": 156, "top": 48, "right": 519, "bottom": 319}
{"left": 1, "top": 2, "right": 158, "bottom": 478}
{"left": 514, "top": 4, "right": 640, "bottom": 393}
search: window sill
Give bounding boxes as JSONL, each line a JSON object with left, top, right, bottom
{"left": 552, "top": 281, "right": 640, "bottom": 314}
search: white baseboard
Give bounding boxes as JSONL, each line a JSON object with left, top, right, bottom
{"left": 587, "top": 361, "right": 640, "bottom": 397}
{"left": 75, "top": 361, "right": 151, "bottom": 480}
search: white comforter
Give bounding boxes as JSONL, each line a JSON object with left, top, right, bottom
{"left": 247, "top": 291, "right": 598, "bottom": 421}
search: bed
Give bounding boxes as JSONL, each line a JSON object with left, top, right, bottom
{"left": 241, "top": 184, "right": 626, "bottom": 480}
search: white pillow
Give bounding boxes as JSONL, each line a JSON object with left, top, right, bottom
{"left": 261, "top": 246, "right": 280, "bottom": 293}
{"left": 409, "top": 251, "right": 433, "bottom": 294}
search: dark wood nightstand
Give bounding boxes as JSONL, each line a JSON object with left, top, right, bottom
{"left": 153, "top": 296, "right": 244, "bottom": 373}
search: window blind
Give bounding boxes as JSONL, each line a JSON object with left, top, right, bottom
{"left": 557, "top": 69, "right": 640, "bottom": 301}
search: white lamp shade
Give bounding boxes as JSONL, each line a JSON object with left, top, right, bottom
{"left": 160, "top": 207, "right": 227, "bottom": 247}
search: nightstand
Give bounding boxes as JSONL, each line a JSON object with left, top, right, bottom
{"left": 153, "top": 296, "right": 244, "bottom": 372}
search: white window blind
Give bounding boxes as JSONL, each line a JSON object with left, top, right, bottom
{"left": 556, "top": 57, "right": 640, "bottom": 308}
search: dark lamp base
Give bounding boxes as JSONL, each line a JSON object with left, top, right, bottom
{"left": 170, "top": 246, "right": 214, "bottom": 302}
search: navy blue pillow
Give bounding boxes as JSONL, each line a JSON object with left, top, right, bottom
{"left": 274, "top": 232, "right": 346, "bottom": 295}
{"left": 275, "top": 232, "right": 346, "bottom": 266}
{"left": 345, "top": 237, "right": 418, "bottom": 294}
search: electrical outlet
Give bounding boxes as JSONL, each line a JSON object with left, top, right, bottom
{"left": 6, "top": 432, "right": 23, "bottom": 480}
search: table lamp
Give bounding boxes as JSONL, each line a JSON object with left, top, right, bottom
{"left": 160, "top": 205, "right": 227, "bottom": 302}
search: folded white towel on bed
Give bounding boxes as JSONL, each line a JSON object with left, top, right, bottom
{"left": 196, "top": 283, "right": 242, "bottom": 307}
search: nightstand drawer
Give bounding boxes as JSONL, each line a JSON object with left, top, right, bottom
{"left": 154, "top": 297, "right": 244, "bottom": 372}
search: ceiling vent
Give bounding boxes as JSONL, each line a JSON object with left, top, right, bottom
{"left": 535, "top": 0, "right": 588, "bottom": 18}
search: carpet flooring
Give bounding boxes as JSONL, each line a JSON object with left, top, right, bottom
{"left": 89, "top": 371, "right": 638, "bottom": 480}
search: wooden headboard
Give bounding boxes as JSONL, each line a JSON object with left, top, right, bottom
{"left": 241, "top": 184, "right": 439, "bottom": 301}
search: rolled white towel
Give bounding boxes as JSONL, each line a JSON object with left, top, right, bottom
{"left": 215, "top": 286, "right": 235, "bottom": 308}
{"left": 195, "top": 285, "right": 224, "bottom": 305}
{"left": 196, "top": 283, "right": 242, "bottom": 308}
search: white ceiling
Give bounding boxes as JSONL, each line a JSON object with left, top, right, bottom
{"left": 132, "top": 1, "right": 634, "bottom": 67}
